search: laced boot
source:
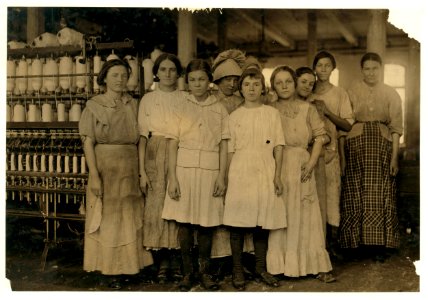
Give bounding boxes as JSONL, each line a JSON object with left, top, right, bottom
{"left": 232, "top": 265, "right": 246, "bottom": 291}
{"left": 198, "top": 258, "right": 219, "bottom": 290}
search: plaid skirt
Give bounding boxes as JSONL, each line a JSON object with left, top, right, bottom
{"left": 339, "top": 122, "right": 399, "bottom": 249}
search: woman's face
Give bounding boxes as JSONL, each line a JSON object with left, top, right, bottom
{"left": 157, "top": 59, "right": 178, "bottom": 87}
{"left": 362, "top": 59, "right": 381, "bottom": 86}
{"left": 315, "top": 57, "right": 334, "bottom": 82}
{"left": 104, "top": 65, "right": 128, "bottom": 93}
{"left": 273, "top": 71, "right": 295, "bottom": 100}
{"left": 188, "top": 70, "right": 210, "bottom": 100}
{"left": 217, "top": 76, "right": 239, "bottom": 96}
{"left": 240, "top": 76, "right": 263, "bottom": 103}
{"left": 296, "top": 73, "right": 315, "bottom": 98}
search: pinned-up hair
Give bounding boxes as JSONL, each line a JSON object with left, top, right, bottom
{"left": 296, "top": 66, "right": 317, "bottom": 92}
{"left": 185, "top": 59, "right": 213, "bottom": 83}
{"left": 312, "top": 50, "right": 337, "bottom": 70}
{"left": 296, "top": 66, "right": 316, "bottom": 79}
{"left": 152, "top": 53, "right": 183, "bottom": 82}
{"left": 360, "top": 52, "right": 383, "bottom": 68}
{"left": 97, "top": 59, "right": 131, "bottom": 87}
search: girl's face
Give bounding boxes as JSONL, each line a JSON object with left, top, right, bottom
{"left": 188, "top": 70, "right": 210, "bottom": 100}
{"left": 157, "top": 59, "right": 178, "bottom": 88}
{"left": 296, "top": 73, "right": 315, "bottom": 98}
{"left": 315, "top": 57, "right": 334, "bottom": 82}
{"left": 273, "top": 71, "right": 295, "bottom": 100}
{"left": 218, "top": 76, "right": 239, "bottom": 96}
{"left": 362, "top": 59, "right": 381, "bottom": 86}
{"left": 241, "top": 76, "right": 263, "bottom": 103}
{"left": 105, "top": 65, "right": 128, "bottom": 93}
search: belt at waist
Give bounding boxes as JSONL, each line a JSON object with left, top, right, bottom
{"left": 177, "top": 148, "right": 219, "bottom": 170}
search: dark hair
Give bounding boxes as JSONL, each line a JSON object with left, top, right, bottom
{"left": 296, "top": 66, "right": 316, "bottom": 92}
{"left": 97, "top": 59, "right": 131, "bottom": 87}
{"left": 296, "top": 66, "right": 316, "bottom": 79}
{"left": 360, "top": 52, "right": 383, "bottom": 68}
{"left": 270, "top": 65, "right": 297, "bottom": 89}
{"left": 312, "top": 51, "right": 336, "bottom": 70}
{"left": 185, "top": 59, "right": 213, "bottom": 83}
{"left": 238, "top": 68, "right": 266, "bottom": 97}
{"left": 152, "top": 53, "right": 183, "bottom": 82}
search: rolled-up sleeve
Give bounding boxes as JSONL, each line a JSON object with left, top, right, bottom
{"left": 338, "top": 89, "right": 355, "bottom": 138}
{"left": 308, "top": 104, "right": 327, "bottom": 138}
{"left": 138, "top": 97, "right": 150, "bottom": 138}
{"left": 78, "top": 108, "right": 95, "bottom": 142}
{"left": 388, "top": 88, "right": 403, "bottom": 136}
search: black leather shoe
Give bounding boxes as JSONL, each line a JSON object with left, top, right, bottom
{"left": 256, "top": 271, "right": 279, "bottom": 287}
{"left": 232, "top": 272, "right": 246, "bottom": 291}
{"left": 179, "top": 274, "right": 193, "bottom": 291}
{"left": 200, "top": 273, "right": 219, "bottom": 290}
{"left": 107, "top": 278, "right": 122, "bottom": 290}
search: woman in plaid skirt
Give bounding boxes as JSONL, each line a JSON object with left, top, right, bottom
{"left": 339, "top": 52, "right": 403, "bottom": 262}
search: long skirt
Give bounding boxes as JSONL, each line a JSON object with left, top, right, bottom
{"left": 314, "top": 151, "right": 341, "bottom": 233}
{"left": 84, "top": 144, "right": 153, "bottom": 275}
{"left": 339, "top": 122, "right": 399, "bottom": 248}
{"left": 143, "top": 136, "right": 179, "bottom": 249}
{"left": 267, "top": 147, "right": 332, "bottom": 277}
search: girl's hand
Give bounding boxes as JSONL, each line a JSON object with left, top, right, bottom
{"left": 139, "top": 171, "right": 152, "bottom": 197}
{"left": 213, "top": 175, "right": 226, "bottom": 197}
{"left": 168, "top": 177, "right": 181, "bottom": 200}
{"left": 90, "top": 173, "right": 103, "bottom": 200}
{"left": 274, "top": 176, "right": 283, "bottom": 196}
{"left": 390, "top": 157, "right": 399, "bottom": 176}
{"left": 301, "top": 162, "right": 314, "bottom": 183}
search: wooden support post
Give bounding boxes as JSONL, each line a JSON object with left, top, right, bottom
{"left": 367, "top": 9, "right": 387, "bottom": 58}
{"left": 27, "top": 7, "right": 45, "bottom": 44}
{"left": 217, "top": 10, "right": 227, "bottom": 51}
{"left": 178, "top": 9, "right": 196, "bottom": 67}
{"left": 307, "top": 10, "right": 317, "bottom": 67}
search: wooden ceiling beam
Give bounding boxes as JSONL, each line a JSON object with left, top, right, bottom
{"left": 235, "top": 10, "right": 295, "bottom": 49}
{"left": 323, "top": 10, "right": 359, "bottom": 47}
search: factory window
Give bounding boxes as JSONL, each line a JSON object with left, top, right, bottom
{"left": 384, "top": 64, "right": 406, "bottom": 144}
{"left": 330, "top": 69, "right": 339, "bottom": 86}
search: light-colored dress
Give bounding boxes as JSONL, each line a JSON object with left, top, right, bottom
{"left": 138, "top": 89, "right": 187, "bottom": 250}
{"left": 339, "top": 80, "right": 403, "bottom": 249}
{"left": 161, "top": 94, "right": 229, "bottom": 227}
{"left": 308, "top": 85, "right": 354, "bottom": 228}
{"left": 79, "top": 94, "right": 153, "bottom": 275}
{"left": 266, "top": 99, "right": 332, "bottom": 277}
{"left": 223, "top": 105, "right": 286, "bottom": 230}
{"left": 211, "top": 92, "right": 253, "bottom": 257}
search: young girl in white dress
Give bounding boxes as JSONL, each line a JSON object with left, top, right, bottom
{"left": 223, "top": 68, "right": 286, "bottom": 290}
{"left": 161, "top": 59, "right": 229, "bottom": 291}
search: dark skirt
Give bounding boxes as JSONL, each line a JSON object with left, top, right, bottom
{"left": 339, "top": 122, "right": 399, "bottom": 249}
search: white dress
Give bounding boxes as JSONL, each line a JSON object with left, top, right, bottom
{"left": 161, "top": 94, "right": 230, "bottom": 227}
{"left": 223, "top": 105, "right": 287, "bottom": 230}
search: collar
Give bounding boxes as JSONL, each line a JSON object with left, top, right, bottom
{"left": 185, "top": 93, "right": 219, "bottom": 107}
{"left": 92, "top": 93, "right": 133, "bottom": 108}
